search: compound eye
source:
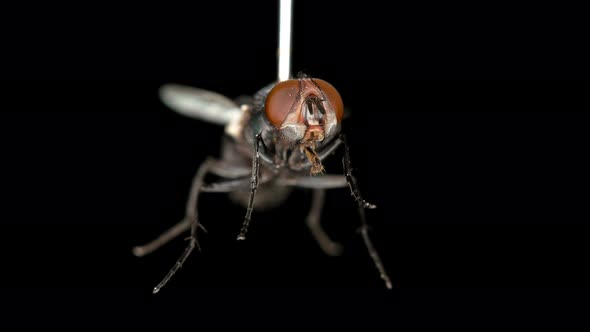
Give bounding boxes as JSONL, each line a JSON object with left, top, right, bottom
{"left": 265, "top": 79, "right": 300, "bottom": 128}
{"left": 314, "top": 79, "right": 344, "bottom": 122}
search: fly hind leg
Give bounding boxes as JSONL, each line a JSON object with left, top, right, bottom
{"left": 306, "top": 189, "right": 343, "bottom": 256}
{"left": 277, "top": 175, "right": 348, "bottom": 256}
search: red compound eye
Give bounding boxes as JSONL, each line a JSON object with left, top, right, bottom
{"left": 265, "top": 78, "right": 344, "bottom": 128}
{"left": 265, "top": 79, "right": 300, "bottom": 128}
{"left": 313, "top": 78, "right": 344, "bottom": 122}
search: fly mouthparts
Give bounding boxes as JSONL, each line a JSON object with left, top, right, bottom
{"left": 302, "top": 144, "right": 325, "bottom": 176}
{"left": 303, "top": 127, "right": 325, "bottom": 142}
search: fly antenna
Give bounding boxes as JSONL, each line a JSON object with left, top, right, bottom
{"left": 278, "top": 0, "right": 293, "bottom": 82}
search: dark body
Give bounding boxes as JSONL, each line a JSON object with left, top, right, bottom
{"left": 133, "top": 77, "right": 391, "bottom": 292}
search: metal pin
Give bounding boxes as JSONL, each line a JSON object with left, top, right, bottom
{"left": 278, "top": 0, "right": 293, "bottom": 82}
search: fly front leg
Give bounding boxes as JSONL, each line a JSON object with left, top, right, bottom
{"left": 341, "top": 134, "right": 392, "bottom": 289}
{"left": 237, "top": 134, "right": 262, "bottom": 241}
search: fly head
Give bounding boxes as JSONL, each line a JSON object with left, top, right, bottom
{"left": 264, "top": 77, "right": 344, "bottom": 175}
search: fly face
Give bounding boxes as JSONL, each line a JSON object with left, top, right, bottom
{"left": 264, "top": 77, "right": 344, "bottom": 175}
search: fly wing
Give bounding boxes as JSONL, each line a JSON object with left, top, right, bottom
{"left": 159, "top": 84, "right": 242, "bottom": 125}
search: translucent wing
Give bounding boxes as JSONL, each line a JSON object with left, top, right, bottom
{"left": 159, "top": 84, "right": 242, "bottom": 125}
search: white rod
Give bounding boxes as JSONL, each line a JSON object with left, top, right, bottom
{"left": 278, "top": 0, "right": 292, "bottom": 82}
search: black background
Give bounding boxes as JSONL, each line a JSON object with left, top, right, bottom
{"left": 1, "top": 1, "right": 589, "bottom": 329}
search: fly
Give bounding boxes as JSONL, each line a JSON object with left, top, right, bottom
{"left": 133, "top": 0, "right": 392, "bottom": 292}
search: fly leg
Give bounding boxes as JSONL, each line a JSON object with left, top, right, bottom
{"left": 134, "top": 157, "right": 217, "bottom": 294}
{"left": 132, "top": 218, "right": 195, "bottom": 257}
{"left": 341, "top": 134, "right": 392, "bottom": 289}
{"left": 306, "top": 189, "right": 343, "bottom": 256}
{"left": 132, "top": 158, "right": 217, "bottom": 258}
{"left": 277, "top": 174, "right": 347, "bottom": 256}
{"left": 237, "top": 134, "right": 262, "bottom": 241}
{"left": 133, "top": 158, "right": 252, "bottom": 257}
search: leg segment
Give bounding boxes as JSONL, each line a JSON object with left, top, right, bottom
{"left": 132, "top": 218, "right": 193, "bottom": 257}
{"left": 200, "top": 178, "right": 251, "bottom": 193}
{"left": 151, "top": 157, "right": 216, "bottom": 294}
{"left": 341, "top": 134, "right": 392, "bottom": 289}
{"left": 237, "top": 134, "right": 262, "bottom": 241}
{"left": 306, "top": 189, "right": 343, "bottom": 256}
{"left": 132, "top": 158, "right": 218, "bottom": 257}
